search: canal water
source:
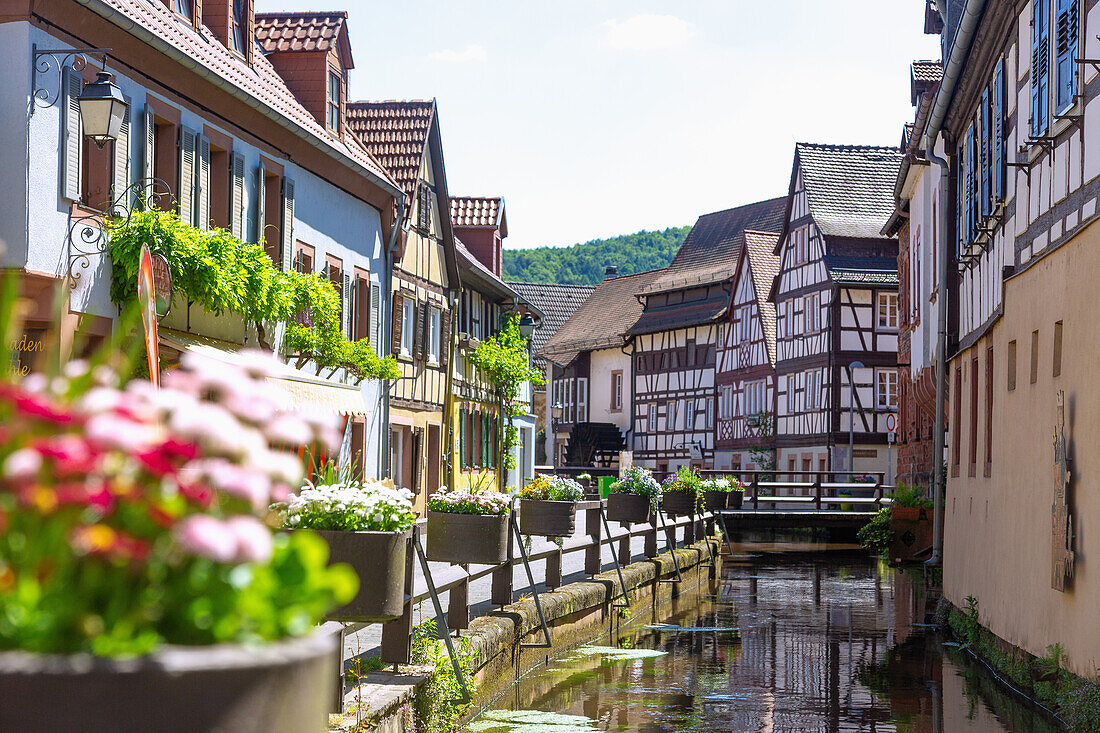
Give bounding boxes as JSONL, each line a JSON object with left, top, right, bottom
{"left": 465, "top": 538, "right": 1060, "bottom": 732}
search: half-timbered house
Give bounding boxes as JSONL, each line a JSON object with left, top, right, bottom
{"left": 770, "top": 143, "right": 902, "bottom": 484}
{"left": 714, "top": 231, "right": 780, "bottom": 471}
{"left": 883, "top": 59, "right": 943, "bottom": 489}
{"left": 921, "top": 0, "right": 1100, "bottom": 679}
{"left": 348, "top": 100, "right": 460, "bottom": 512}
{"left": 627, "top": 198, "right": 786, "bottom": 474}
{"left": 540, "top": 268, "right": 663, "bottom": 468}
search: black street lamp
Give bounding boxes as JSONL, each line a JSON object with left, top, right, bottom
{"left": 517, "top": 313, "right": 536, "bottom": 340}
{"left": 78, "top": 71, "right": 128, "bottom": 148}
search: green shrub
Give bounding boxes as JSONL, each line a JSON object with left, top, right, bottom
{"left": 856, "top": 508, "right": 893, "bottom": 554}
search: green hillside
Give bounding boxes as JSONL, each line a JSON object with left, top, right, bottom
{"left": 502, "top": 226, "right": 689, "bottom": 285}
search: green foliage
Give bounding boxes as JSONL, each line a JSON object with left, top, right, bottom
{"left": 889, "top": 484, "right": 934, "bottom": 510}
{"left": 663, "top": 465, "right": 704, "bottom": 496}
{"left": 107, "top": 209, "right": 400, "bottom": 383}
{"left": 411, "top": 615, "right": 477, "bottom": 733}
{"left": 856, "top": 508, "right": 894, "bottom": 555}
{"left": 502, "top": 226, "right": 690, "bottom": 285}
{"left": 467, "top": 314, "right": 544, "bottom": 472}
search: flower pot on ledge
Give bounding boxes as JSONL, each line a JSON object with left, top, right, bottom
{"left": 704, "top": 490, "right": 729, "bottom": 512}
{"left": 0, "top": 632, "right": 337, "bottom": 733}
{"left": 662, "top": 491, "right": 697, "bottom": 517}
{"left": 519, "top": 499, "right": 577, "bottom": 538}
{"left": 606, "top": 493, "right": 653, "bottom": 524}
{"left": 311, "top": 528, "right": 411, "bottom": 622}
{"left": 426, "top": 511, "right": 510, "bottom": 564}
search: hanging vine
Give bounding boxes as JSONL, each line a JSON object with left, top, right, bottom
{"left": 467, "top": 314, "right": 545, "bottom": 471}
{"left": 108, "top": 209, "right": 401, "bottom": 383}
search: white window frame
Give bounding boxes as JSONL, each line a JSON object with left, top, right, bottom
{"left": 577, "top": 377, "right": 589, "bottom": 422}
{"left": 877, "top": 368, "right": 898, "bottom": 410}
{"left": 805, "top": 293, "right": 819, "bottom": 333}
{"left": 685, "top": 398, "right": 695, "bottom": 429}
{"left": 667, "top": 400, "right": 678, "bottom": 431}
{"left": 806, "top": 370, "right": 820, "bottom": 410}
{"left": 427, "top": 308, "right": 441, "bottom": 365}
{"left": 648, "top": 402, "right": 657, "bottom": 431}
{"left": 400, "top": 298, "right": 415, "bottom": 356}
{"left": 611, "top": 372, "right": 623, "bottom": 410}
{"left": 877, "top": 292, "right": 899, "bottom": 331}
{"left": 705, "top": 397, "right": 714, "bottom": 429}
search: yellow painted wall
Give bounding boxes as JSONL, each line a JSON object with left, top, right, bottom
{"left": 448, "top": 398, "right": 504, "bottom": 493}
{"left": 944, "top": 218, "right": 1100, "bottom": 678}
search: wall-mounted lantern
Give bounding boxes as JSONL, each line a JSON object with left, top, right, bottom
{"left": 77, "top": 71, "right": 128, "bottom": 147}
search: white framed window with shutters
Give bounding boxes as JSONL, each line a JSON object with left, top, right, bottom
{"left": 877, "top": 292, "right": 899, "bottom": 331}
{"left": 400, "top": 296, "right": 415, "bottom": 357}
{"left": 428, "top": 307, "right": 442, "bottom": 365}
{"left": 876, "top": 368, "right": 898, "bottom": 410}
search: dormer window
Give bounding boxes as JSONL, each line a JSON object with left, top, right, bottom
{"left": 327, "top": 71, "right": 342, "bottom": 132}
{"left": 232, "top": 0, "right": 249, "bottom": 54}
{"left": 175, "top": 0, "right": 192, "bottom": 19}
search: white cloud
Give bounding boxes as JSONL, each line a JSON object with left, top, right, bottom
{"left": 427, "top": 44, "right": 488, "bottom": 63}
{"left": 603, "top": 14, "right": 696, "bottom": 52}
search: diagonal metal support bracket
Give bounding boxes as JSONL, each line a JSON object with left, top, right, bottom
{"left": 657, "top": 510, "right": 683, "bottom": 583}
{"left": 598, "top": 504, "right": 632, "bottom": 609}
{"left": 511, "top": 511, "right": 553, "bottom": 649}
{"left": 714, "top": 510, "right": 732, "bottom": 556}
{"left": 412, "top": 527, "right": 471, "bottom": 705}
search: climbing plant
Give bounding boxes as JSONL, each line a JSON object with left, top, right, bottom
{"left": 467, "top": 314, "right": 545, "bottom": 473}
{"left": 108, "top": 209, "right": 400, "bottom": 383}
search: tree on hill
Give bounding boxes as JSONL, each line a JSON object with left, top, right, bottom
{"left": 502, "top": 226, "right": 689, "bottom": 285}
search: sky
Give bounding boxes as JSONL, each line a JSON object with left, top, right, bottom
{"left": 261, "top": 1, "right": 942, "bottom": 249}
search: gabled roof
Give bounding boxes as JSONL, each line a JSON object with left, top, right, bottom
{"left": 508, "top": 282, "right": 596, "bottom": 367}
{"left": 911, "top": 60, "right": 943, "bottom": 105}
{"left": 738, "top": 231, "right": 781, "bottom": 365}
{"left": 346, "top": 100, "right": 435, "bottom": 199}
{"left": 641, "top": 197, "right": 786, "bottom": 295}
{"left": 84, "top": 0, "right": 397, "bottom": 193}
{"left": 792, "top": 143, "right": 903, "bottom": 241}
{"left": 451, "top": 197, "right": 506, "bottom": 235}
{"left": 538, "top": 269, "right": 663, "bottom": 368}
{"left": 254, "top": 11, "right": 353, "bottom": 67}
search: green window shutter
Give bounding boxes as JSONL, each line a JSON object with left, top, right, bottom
{"left": 281, "top": 177, "right": 295, "bottom": 271}
{"left": 459, "top": 407, "right": 467, "bottom": 469}
{"left": 196, "top": 134, "right": 211, "bottom": 230}
{"left": 229, "top": 152, "right": 245, "bottom": 239}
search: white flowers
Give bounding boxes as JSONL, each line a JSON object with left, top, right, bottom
{"left": 279, "top": 478, "right": 417, "bottom": 532}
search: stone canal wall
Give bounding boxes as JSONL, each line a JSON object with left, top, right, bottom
{"left": 338, "top": 538, "right": 719, "bottom": 733}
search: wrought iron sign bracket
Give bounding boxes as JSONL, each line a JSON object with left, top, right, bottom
{"left": 67, "top": 178, "right": 172, "bottom": 287}
{"left": 31, "top": 45, "right": 111, "bottom": 113}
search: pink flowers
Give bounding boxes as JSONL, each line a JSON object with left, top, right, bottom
{"left": 174, "top": 514, "right": 273, "bottom": 564}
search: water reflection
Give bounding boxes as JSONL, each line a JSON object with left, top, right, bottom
{"left": 469, "top": 538, "right": 1061, "bottom": 732}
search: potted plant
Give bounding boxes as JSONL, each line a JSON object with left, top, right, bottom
{"left": 278, "top": 470, "right": 417, "bottom": 623}
{"left": 702, "top": 476, "right": 746, "bottom": 511}
{"left": 0, "top": 344, "right": 358, "bottom": 732}
{"left": 606, "top": 466, "right": 661, "bottom": 524}
{"left": 886, "top": 485, "right": 934, "bottom": 564}
{"left": 889, "top": 484, "right": 933, "bottom": 522}
{"left": 426, "top": 489, "right": 512, "bottom": 564}
{"left": 518, "top": 474, "right": 583, "bottom": 537}
{"left": 661, "top": 466, "right": 702, "bottom": 516}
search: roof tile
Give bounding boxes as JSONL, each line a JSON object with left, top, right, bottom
{"left": 741, "top": 231, "right": 781, "bottom": 365}
{"left": 254, "top": 12, "right": 348, "bottom": 58}
{"left": 450, "top": 197, "right": 503, "bottom": 228}
{"left": 346, "top": 100, "right": 435, "bottom": 199}
{"left": 796, "top": 143, "right": 903, "bottom": 239}
{"left": 508, "top": 281, "right": 597, "bottom": 367}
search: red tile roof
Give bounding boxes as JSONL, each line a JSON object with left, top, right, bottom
{"left": 254, "top": 11, "right": 351, "bottom": 65}
{"left": 451, "top": 196, "right": 505, "bottom": 230}
{"left": 641, "top": 197, "right": 786, "bottom": 295}
{"left": 741, "top": 231, "right": 780, "bottom": 365}
{"left": 539, "top": 269, "right": 664, "bottom": 367}
{"left": 346, "top": 100, "right": 435, "bottom": 199}
{"left": 84, "top": 0, "right": 393, "bottom": 187}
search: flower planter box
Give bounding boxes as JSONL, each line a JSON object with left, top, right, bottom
{"left": 606, "top": 492, "right": 653, "bottom": 524}
{"left": 0, "top": 632, "right": 337, "bottom": 733}
{"left": 662, "top": 491, "right": 697, "bottom": 517}
{"left": 891, "top": 506, "right": 925, "bottom": 522}
{"left": 729, "top": 491, "right": 744, "bottom": 509}
{"left": 426, "top": 511, "right": 510, "bottom": 564}
{"left": 703, "top": 490, "right": 729, "bottom": 512}
{"left": 311, "top": 528, "right": 411, "bottom": 622}
{"left": 888, "top": 513, "right": 934, "bottom": 564}
{"left": 519, "top": 499, "right": 577, "bottom": 538}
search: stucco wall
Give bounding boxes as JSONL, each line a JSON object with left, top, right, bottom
{"left": 944, "top": 219, "right": 1100, "bottom": 679}
{"left": 588, "top": 347, "right": 631, "bottom": 433}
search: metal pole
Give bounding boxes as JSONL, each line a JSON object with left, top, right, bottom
{"left": 928, "top": 141, "right": 951, "bottom": 566}
{"left": 847, "top": 361, "right": 864, "bottom": 480}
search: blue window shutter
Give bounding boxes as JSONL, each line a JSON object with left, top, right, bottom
{"left": 985, "top": 87, "right": 994, "bottom": 217}
{"left": 1055, "top": 0, "right": 1079, "bottom": 113}
{"left": 1031, "top": 0, "right": 1051, "bottom": 136}
{"left": 993, "top": 59, "right": 1006, "bottom": 204}
{"left": 957, "top": 143, "right": 966, "bottom": 255}
{"left": 965, "top": 124, "right": 977, "bottom": 245}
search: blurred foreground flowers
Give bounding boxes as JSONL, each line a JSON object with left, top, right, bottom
{"left": 0, "top": 350, "right": 357, "bottom": 657}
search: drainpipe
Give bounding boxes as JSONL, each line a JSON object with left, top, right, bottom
{"left": 922, "top": 0, "right": 986, "bottom": 565}
{"left": 381, "top": 197, "right": 406, "bottom": 479}
{"left": 620, "top": 339, "right": 636, "bottom": 465}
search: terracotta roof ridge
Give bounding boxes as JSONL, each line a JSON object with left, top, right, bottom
{"left": 254, "top": 10, "right": 348, "bottom": 18}
{"left": 348, "top": 99, "right": 435, "bottom": 107}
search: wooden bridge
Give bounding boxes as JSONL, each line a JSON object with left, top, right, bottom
{"left": 710, "top": 471, "right": 892, "bottom": 531}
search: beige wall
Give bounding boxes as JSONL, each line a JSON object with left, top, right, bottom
{"left": 944, "top": 219, "right": 1100, "bottom": 679}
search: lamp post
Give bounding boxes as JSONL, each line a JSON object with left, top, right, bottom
{"left": 848, "top": 361, "right": 865, "bottom": 480}
{"left": 517, "top": 313, "right": 536, "bottom": 341}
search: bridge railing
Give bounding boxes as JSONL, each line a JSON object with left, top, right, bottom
{"left": 696, "top": 470, "right": 892, "bottom": 512}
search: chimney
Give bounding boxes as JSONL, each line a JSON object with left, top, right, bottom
{"left": 604, "top": 266, "right": 618, "bottom": 280}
